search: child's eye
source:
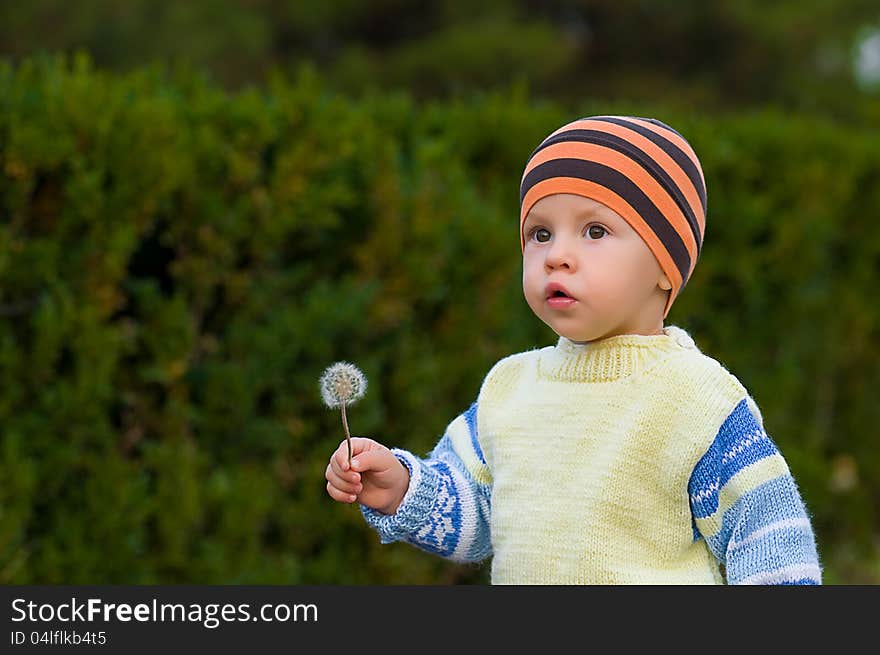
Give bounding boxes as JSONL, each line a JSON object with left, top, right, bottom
{"left": 531, "top": 228, "right": 551, "bottom": 243}
{"left": 586, "top": 225, "right": 607, "bottom": 239}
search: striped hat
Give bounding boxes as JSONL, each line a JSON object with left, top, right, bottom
{"left": 519, "top": 115, "right": 707, "bottom": 318}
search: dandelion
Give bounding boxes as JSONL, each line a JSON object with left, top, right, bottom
{"left": 319, "top": 361, "right": 368, "bottom": 465}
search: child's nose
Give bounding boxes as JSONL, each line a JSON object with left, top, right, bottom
{"left": 545, "top": 236, "right": 577, "bottom": 269}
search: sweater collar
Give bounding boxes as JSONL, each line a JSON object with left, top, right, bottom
{"left": 539, "top": 325, "right": 698, "bottom": 383}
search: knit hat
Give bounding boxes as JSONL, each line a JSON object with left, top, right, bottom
{"left": 519, "top": 115, "right": 707, "bottom": 318}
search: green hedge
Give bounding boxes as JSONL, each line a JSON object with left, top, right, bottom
{"left": 1, "top": 54, "right": 877, "bottom": 584}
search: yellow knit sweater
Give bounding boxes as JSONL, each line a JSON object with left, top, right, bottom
{"left": 476, "top": 327, "right": 744, "bottom": 584}
{"left": 361, "top": 325, "right": 822, "bottom": 584}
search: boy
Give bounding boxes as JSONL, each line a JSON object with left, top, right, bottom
{"left": 324, "top": 115, "right": 822, "bottom": 584}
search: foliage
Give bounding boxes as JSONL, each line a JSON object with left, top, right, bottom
{"left": 0, "top": 1, "right": 878, "bottom": 123}
{"left": 0, "top": 54, "right": 877, "bottom": 584}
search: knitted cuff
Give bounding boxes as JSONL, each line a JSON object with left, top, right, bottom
{"left": 360, "top": 449, "right": 440, "bottom": 544}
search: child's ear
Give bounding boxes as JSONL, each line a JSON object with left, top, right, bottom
{"left": 658, "top": 274, "right": 672, "bottom": 291}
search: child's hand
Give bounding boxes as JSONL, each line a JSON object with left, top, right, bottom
{"left": 325, "top": 437, "right": 410, "bottom": 515}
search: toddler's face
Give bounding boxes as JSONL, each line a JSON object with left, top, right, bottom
{"left": 522, "top": 193, "right": 671, "bottom": 343}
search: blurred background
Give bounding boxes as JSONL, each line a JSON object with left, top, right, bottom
{"left": 0, "top": 0, "right": 878, "bottom": 584}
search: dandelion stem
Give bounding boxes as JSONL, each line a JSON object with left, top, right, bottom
{"left": 340, "top": 402, "right": 351, "bottom": 464}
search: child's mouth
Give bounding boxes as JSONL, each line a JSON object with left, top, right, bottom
{"left": 547, "top": 290, "right": 577, "bottom": 308}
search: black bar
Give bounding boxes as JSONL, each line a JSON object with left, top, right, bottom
{"left": 1, "top": 584, "right": 873, "bottom": 652}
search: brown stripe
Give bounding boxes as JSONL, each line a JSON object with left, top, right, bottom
{"left": 591, "top": 116, "right": 707, "bottom": 232}
{"left": 520, "top": 177, "right": 684, "bottom": 298}
{"left": 529, "top": 124, "right": 704, "bottom": 253}
{"left": 520, "top": 157, "right": 692, "bottom": 284}
{"left": 521, "top": 141, "right": 698, "bottom": 276}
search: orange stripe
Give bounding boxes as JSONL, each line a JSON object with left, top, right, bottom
{"left": 544, "top": 118, "right": 705, "bottom": 239}
{"left": 520, "top": 177, "right": 684, "bottom": 299}
{"left": 521, "top": 141, "right": 698, "bottom": 274}
{"left": 623, "top": 118, "right": 706, "bottom": 208}
{"left": 663, "top": 286, "right": 676, "bottom": 319}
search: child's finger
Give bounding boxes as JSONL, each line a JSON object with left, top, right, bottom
{"left": 325, "top": 462, "right": 361, "bottom": 492}
{"left": 350, "top": 449, "right": 390, "bottom": 474}
{"left": 348, "top": 437, "right": 373, "bottom": 455}
{"left": 328, "top": 475, "right": 362, "bottom": 495}
{"left": 332, "top": 441, "right": 354, "bottom": 472}
{"left": 333, "top": 437, "right": 374, "bottom": 472}
{"left": 332, "top": 439, "right": 360, "bottom": 473}
{"left": 326, "top": 481, "right": 358, "bottom": 504}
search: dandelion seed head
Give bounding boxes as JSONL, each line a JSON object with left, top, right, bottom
{"left": 319, "top": 361, "right": 368, "bottom": 409}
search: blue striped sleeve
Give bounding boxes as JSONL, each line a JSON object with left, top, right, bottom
{"left": 360, "top": 401, "right": 493, "bottom": 563}
{"left": 688, "top": 398, "right": 822, "bottom": 585}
